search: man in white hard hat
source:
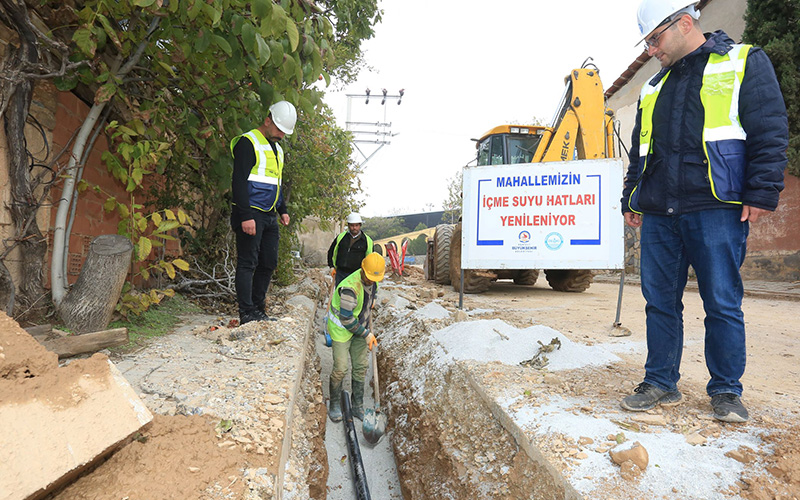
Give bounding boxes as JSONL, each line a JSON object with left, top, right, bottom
{"left": 327, "top": 212, "right": 376, "bottom": 286}
{"left": 621, "top": 1, "right": 788, "bottom": 422}
{"left": 230, "top": 100, "right": 298, "bottom": 325}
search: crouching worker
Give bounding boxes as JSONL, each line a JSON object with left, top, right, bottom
{"left": 326, "top": 253, "right": 385, "bottom": 422}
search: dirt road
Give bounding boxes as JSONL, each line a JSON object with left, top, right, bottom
{"left": 376, "top": 270, "right": 800, "bottom": 499}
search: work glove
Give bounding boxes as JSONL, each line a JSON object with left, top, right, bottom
{"left": 366, "top": 333, "right": 377, "bottom": 351}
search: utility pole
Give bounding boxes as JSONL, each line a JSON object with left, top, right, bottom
{"left": 345, "top": 88, "right": 404, "bottom": 168}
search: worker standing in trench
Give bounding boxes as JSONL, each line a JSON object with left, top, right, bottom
{"left": 326, "top": 253, "right": 385, "bottom": 422}
{"left": 620, "top": 0, "right": 788, "bottom": 422}
{"left": 327, "top": 212, "right": 376, "bottom": 287}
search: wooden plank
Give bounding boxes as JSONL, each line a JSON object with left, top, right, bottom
{"left": 39, "top": 328, "right": 129, "bottom": 359}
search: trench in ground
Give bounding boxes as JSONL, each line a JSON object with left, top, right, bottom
{"left": 311, "top": 280, "right": 575, "bottom": 500}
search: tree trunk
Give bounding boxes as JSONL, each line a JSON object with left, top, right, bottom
{"left": 1, "top": 0, "right": 47, "bottom": 314}
{"left": 57, "top": 235, "right": 133, "bottom": 334}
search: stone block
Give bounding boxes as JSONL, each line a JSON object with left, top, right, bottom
{"left": 0, "top": 312, "right": 153, "bottom": 500}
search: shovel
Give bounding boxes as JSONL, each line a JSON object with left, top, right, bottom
{"left": 321, "top": 270, "right": 335, "bottom": 346}
{"left": 362, "top": 317, "right": 386, "bottom": 445}
{"left": 609, "top": 268, "right": 632, "bottom": 337}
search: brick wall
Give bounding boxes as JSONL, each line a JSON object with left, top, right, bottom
{"left": 47, "top": 92, "right": 127, "bottom": 284}
{"left": 45, "top": 91, "right": 182, "bottom": 286}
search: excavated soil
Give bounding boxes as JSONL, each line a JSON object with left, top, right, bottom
{"left": 373, "top": 270, "right": 800, "bottom": 500}
{"left": 3, "top": 266, "right": 798, "bottom": 499}
{"left": 1, "top": 272, "right": 329, "bottom": 500}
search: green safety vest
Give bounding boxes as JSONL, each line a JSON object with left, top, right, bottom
{"left": 230, "top": 129, "right": 284, "bottom": 212}
{"left": 332, "top": 231, "right": 374, "bottom": 266}
{"left": 327, "top": 269, "right": 367, "bottom": 343}
{"left": 628, "top": 44, "right": 751, "bottom": 213}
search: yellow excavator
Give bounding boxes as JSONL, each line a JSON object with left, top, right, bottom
{"left": 425, "top": 60, "right": 618, "bottom": 293}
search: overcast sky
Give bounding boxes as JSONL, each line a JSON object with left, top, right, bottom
{"left": 323, "top": 0, "right": 645, "bottom": 217}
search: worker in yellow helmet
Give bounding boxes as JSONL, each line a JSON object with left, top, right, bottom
{"left": 326, "top": 253, "right": 385, "bottom": 422}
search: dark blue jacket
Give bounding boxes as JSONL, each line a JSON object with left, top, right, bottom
{"left": 622, "top": 31, "right": 788, "bottom": 215}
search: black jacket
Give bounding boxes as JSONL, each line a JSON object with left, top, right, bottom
{"left": 327, "top": 231, "right": 372, "bottom": 276}
{"left": 622, "top": 31, "right": 788, "bottom": 215}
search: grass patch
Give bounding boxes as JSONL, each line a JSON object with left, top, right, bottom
{"left": 109, "top": 293, "right": 203, "bottom": 350}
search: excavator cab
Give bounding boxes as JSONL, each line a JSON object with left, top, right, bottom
{"left": 475, "top": 126, "right": 549, "bottom": 166}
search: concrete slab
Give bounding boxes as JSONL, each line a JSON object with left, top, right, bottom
{"left": 0, "top": 312, "right": 152, "bottom": 500}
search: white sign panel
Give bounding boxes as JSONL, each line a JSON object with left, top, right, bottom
{"left": 461, "top": 158, "right": 625, "bottom": 270}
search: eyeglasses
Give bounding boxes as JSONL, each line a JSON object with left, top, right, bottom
{"left": 644, "top": 17, "right": 680, "bottom": 51}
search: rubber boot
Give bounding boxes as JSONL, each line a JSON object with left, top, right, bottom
{"left": 351, "top": 380, "right": 365, "bottom": 421}
{"left": 328, "top": 379, "right": 343, "bottom": 422}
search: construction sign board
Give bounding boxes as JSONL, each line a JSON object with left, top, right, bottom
{"left": 461, "top": 158, "right": 625, "bottom": 270}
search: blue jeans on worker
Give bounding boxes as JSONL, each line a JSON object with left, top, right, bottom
{"left": 640, "top": 208, "right": 748, "bottom": 397}
{"left": 233, "top": 211, "right": 280, "bottom": 316}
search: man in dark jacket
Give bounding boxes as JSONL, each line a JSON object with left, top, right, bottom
{"left": 230, "top": 101, "right": 297, "bottom": 325}
{"left": 327, "top": 212, "right": 375, "bottom": 286}
{"left": 621, "top": 1, "right": 788, "bottom": 423}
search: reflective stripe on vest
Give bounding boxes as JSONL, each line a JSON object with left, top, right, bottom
{"left": 327, "top": 269, "right": 364, "bottom": 343}
{"left": 332, "top": 231, "right": 374, "bottom": 266}
{"left": 629, "top": 44, "right": 751, "bottom": 213}
{"left": 230, "top": 129, "right": 284, "bottom": 212}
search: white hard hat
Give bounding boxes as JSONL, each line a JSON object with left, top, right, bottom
{"left": 346, "top": 212, "right": 363, "bottom": 224}
{"left": 269, "top": 101, "right": 297, "bottom": 135}
{"left": 636, "top": 0, "right": 700, "bottom": 42}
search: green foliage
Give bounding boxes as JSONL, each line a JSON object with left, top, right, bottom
{"left": 109, "top": 293, "right": 202, "bottom": 348}
{"left": 363, "top": 216, "right": 408, "bottom": 240}
{"left": 413, "top": 222, "right": 427, "bottom": 231}
{"left": 273, "top": 103, "right": 362, "bottom": 285}
{"left": 19, "top": 0, "right": 380, "bottom": 304}
{"left": 77, "top": 178, "right": 193, "bottom": 317}
{"left": 442, "top": 170, "right": 463, "bottom": 224}
{"left": 116, "top": 283, "right": 176, "bottom": 319}
{"left": 743, "top": 0, "right": 800, "bottom": 177}
{"left": 407, "top": 234, "right": 428, "bottom": 255}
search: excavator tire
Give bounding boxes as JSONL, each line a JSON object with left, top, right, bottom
{"left": 449, "top": 225, "right": 492, "bottom": 294}
{"left": 514, "top": 269, "right": 540, "bottom": 285}
{"left": 433, "top": 224, "right": 455, "bottom": 285}
{"left": 423, "top": 240, "right": 435, "bottom": 281}
{"left": 544, "top": 269, "right": 594, "bottom": 292}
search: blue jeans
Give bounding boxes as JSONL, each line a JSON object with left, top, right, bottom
{"left": 640, "top": 209, "right": 748, "bottom": 397}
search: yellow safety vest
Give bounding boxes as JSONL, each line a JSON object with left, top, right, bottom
{"left": 332, "top": 231, "right": 374, "bottom": 266}
{"left": 230, "top": 129, "right": 284, "bottom": 212}
{"left": 327, "top": 270, "right": 366, "bottom": 343}
{"left": 628, "top": 44, "right": 751, "bottom": 213}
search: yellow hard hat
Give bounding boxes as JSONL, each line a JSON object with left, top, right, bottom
{"left": 361, "top": 253, "right": 385, "bottom": 282}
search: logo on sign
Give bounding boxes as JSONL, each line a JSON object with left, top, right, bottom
{"left": 518, "top": 231, "right": 531, "bottom": 244}
{"left": 545, "top": 232, "right": 564, "bottom": 250}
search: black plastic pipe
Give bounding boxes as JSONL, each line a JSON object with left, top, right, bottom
{"left": 341, "top": 390, "right": 371, "bottom": 500}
